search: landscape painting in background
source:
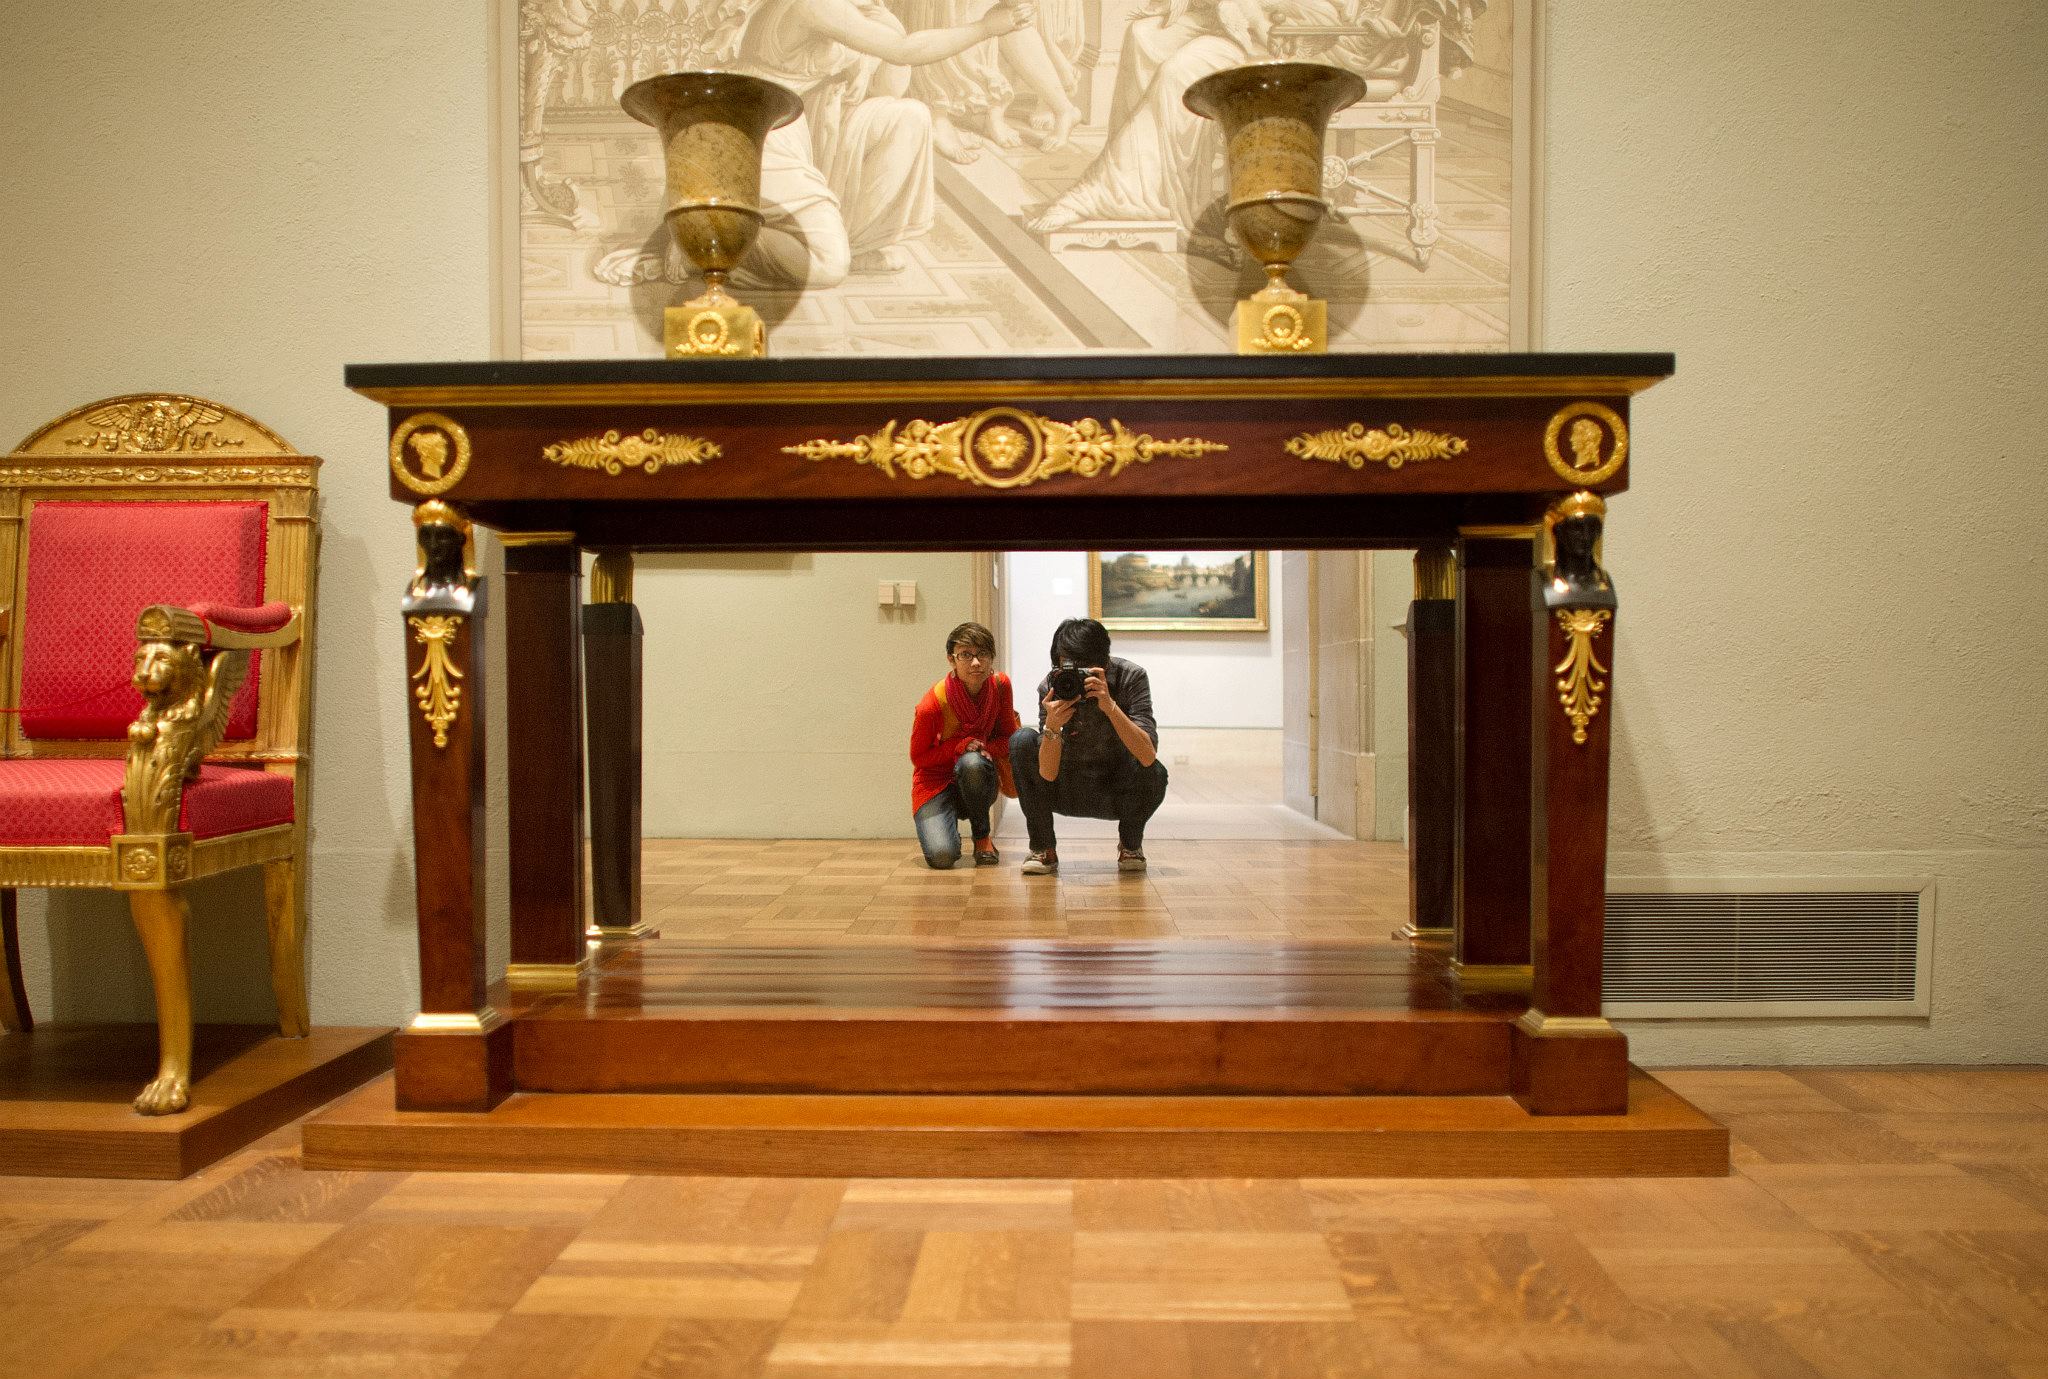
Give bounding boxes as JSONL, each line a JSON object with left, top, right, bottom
{"left": 511, "top": 0, "right": 1531, "bottom": 357}
{"left": 1090, "top": 551, "right": 1268, "bottom": 631}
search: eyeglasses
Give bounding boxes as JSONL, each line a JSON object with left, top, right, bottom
{"left": 950, "top": 648, "right": 993, "bottom": 664}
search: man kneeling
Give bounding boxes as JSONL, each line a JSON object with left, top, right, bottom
{"left": 910, "top": 621, "right": 1019, "bottom": 868}
{"left": 1009, "top": 617, "right": 1169, "bottom": 874}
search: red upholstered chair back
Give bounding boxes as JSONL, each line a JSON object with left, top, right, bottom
{"left": 0, "top": 394, "right": 319, "bottom": 767}
{"left": 20, "top": 501, "right": 269, "bottom": 740}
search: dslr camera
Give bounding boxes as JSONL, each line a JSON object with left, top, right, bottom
{"left": 1049, "top": 659, "right": 1090, "bottom": 702}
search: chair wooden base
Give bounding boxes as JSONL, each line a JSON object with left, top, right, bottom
{"left": 303, "top": 1069, "right": 1727, "bottom": 1178}
{"left": 0, "top": 1024, "right": 391, "bottom": 1179}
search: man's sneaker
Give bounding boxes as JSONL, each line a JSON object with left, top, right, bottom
{"left": 1117, "top": 848, "right": 1147, "bottom": 873}
{"left": 1021, "top": 849, "right": 1058, "bottom": 875}
{"left": 973, "top": 840, "right": 1001, "bottom": 866}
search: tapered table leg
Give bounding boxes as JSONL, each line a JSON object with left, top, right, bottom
{"left": 1452, "top": 527, "right": 1538, "bottom": 993}
{"left": 396, "top": 503, "right": 512, "bottom": 1111}
{"left": 1399, "top": 546, "right": 1456, "bottom": 941}
{"left": 1514, "top": 493, "right": 1630, "bottom": 1114}
{"left": 503, "top": 534, "right": 589, "bottom": 988}
{"left": 583, "top": 552, "right": 652, "bottom": 940}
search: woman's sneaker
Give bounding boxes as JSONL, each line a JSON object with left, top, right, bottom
{"left": 1117, "top": 848, "right": 1147, "bottom": 873}
{"left": 1021, "top": 849, "right": 1058, "bottom": 875}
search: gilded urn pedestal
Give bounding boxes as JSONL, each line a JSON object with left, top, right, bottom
{"left": 621, "top": 71, "right": 803, "bottom": 359}
{"left": 1185, "top": 62, "right": 1365, "bottom": 355}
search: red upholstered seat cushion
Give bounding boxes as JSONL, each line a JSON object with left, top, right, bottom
{"left": 0, "top": 760, "right": 294, "bottom": 847}
{"left": 20, "top": 501, "right": 269, "bottom": 740}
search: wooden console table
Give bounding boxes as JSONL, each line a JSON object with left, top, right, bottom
{"left": 335, "top": 353, "right": 1705, "bottom": 1173}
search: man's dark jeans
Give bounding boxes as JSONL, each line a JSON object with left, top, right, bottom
{"left": 1008, "top": 726, "right": 1169, "bottom": 853}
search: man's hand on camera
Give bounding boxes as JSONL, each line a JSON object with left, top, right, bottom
{"left": 1082, "top": 668, "right": 1110, "bottom": 705}
{"left": 1042, "top": 689, "right": 1078, "bottom": 733}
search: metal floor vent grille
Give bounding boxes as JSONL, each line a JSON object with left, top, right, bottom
{"left": 1602, "top": 879, "right": 1932, "bottom": 1018}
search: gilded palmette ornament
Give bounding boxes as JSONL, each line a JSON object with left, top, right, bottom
{"left": 1286, "top": 423, "right": 1469, "bottom": 470}
{"left": 409, "top": 616, "right": 465, "bottom": 748}
{"left": 543, "top": 428, "right": 721, "bottom": 476}
{"left": 1553, "top": 608, "right": 1610, "bottom": 745}
{"left": 785, "top": 407, "right": 1223, "bottom": 489}
{"left": 124, "top": 638, "right": 250, "bottom": 835}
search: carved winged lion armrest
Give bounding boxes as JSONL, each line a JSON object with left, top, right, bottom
{"left": 122, "top": 602, "right": 301, "bottom": 836}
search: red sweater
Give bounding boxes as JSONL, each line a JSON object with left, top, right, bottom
{"left": 909, "top": 672, "right": 1019, "bottom": 810}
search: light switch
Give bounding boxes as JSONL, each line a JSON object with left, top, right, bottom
{"left": 878, "top": 580, "right": 897, "bottom": 608}
{"left": 895, "top": 580, "right": 917, "bottom": 608}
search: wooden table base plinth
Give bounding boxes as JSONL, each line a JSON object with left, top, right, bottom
{"left": 305, "top": 1069, "right": 1725, "bottom": 1178}
{"left": 1511, "top": 1020, "right": 1631, "bottom": 1115}
{"left": 394, "top": 1021, "right": 516, "bottom": 1113}
{"left": 0, "top": 1024, "right": 391, "bottom": 1179}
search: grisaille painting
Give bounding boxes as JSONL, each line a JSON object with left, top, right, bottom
{"left": 512, "top": 0, "right": 1526, "bottom": 357}
{"left": 1090, "top": 551, "right": 1268, "bottom": 631}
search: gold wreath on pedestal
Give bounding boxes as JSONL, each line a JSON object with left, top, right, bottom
{"left": 784, "top": 407, "right": 1225, "bottom": 488}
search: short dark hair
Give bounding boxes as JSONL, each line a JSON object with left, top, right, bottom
{"left": 945, "top": 621, "right": 996, "bottom": 659}
{"left": 1049, "top": 617, "right": 1111, "bottom": 667}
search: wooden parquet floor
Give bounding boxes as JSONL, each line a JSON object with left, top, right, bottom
{"left": 2, "top": 1068, "right": 2047, "bottom": 1377}
{"left": 5, "top": 842, "right": 2044, "bottom": 1376}
{"left": 638, "top": 837, "right": 1413, "bottom": 944}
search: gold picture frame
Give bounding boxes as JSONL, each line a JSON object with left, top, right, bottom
{"left": 1088, "top": 551, "right": 1269, "bottom": 633}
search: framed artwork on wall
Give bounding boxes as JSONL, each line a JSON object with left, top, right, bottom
{"left": 1088, "top": 551, "right": 1268, "bottom": 633}
{"left": 496, "top": 0, "right": 1538, "bottom": 359}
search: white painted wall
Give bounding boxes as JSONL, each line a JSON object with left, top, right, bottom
{"left": 0, "top": 1, "right": 2040, "bottom": 1066}
{"left": 1003, "top": 551, "right": 1284, "bottom": 729}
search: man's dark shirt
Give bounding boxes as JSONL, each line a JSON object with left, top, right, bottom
{"left": 1034, "top": 656, "right": 1158, "bottom": 780}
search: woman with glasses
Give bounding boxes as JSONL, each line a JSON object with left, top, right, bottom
{"left": 909, "top": 621, "right": 1020, "bottom": 868}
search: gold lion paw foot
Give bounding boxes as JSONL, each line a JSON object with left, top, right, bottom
{"left": 133, "top": 1074, "right": 189, "bottom": 1115}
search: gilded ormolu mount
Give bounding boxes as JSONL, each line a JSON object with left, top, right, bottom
{"left": 1184, "top": 62, "right": 1365, "bottom": 355}
{"left": 621, "top": 71, "right": 803, "bottom": 359}
{"left": 784, "top": 407, "right": 1226, "bottom": 488}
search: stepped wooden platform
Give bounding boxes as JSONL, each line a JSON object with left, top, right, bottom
{"left": 0, "top": 1024, "right": 391, "bottom": 1178}
{"left": 304, "top": 940, "right": 1726, "bottom": 1177}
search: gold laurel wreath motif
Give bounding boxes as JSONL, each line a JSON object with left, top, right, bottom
{"left": 783, "top": 408, "right": 1225, "bottom": 488}
{"left": 1553, "top": 608, "right": 1611, "bottom": 745}
{"left": 1543, "top": 401, "right": 1628, "bottom": 486}
{"left": 1286, "top": 423, "right": 1470, "bottom": 471}
{"left": 408, "top": 615, "right": 465, "bottom": 748}
{"left": 542, "top": 428, "right": 722, "bottom": 477}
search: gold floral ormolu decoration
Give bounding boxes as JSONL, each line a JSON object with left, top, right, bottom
{"left": 1287, "top": 423, "right": 1470, "bottom": 471}
{"left": 543, "top": 428, "right": 721, "bottom": 476}
{"left": 408, "top": 615, "right": 465, "bottom": 748}
{"left": 1544, "top": 401, "right": 1628, "bottom": 486}
{"left": 784, "top": 407, "right": 1225, "bottom": 489}
{"left": 389, "top": 412, "right": 472, "bottom": 496}
{"left": 1553, "top": 608, "right": 1611, "bottom": 745}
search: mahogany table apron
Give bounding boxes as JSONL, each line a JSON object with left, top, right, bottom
{"left": 353, "top": 353, "right": 1673, "bottom": 1118}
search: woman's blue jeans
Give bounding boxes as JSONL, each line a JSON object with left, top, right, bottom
{"left": 913, "top": 751, "right": 998, "bottom": 869}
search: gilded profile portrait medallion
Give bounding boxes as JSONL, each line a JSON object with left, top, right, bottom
{"left": 1543, "top": 402, "right": 1628, "bottom": 486}
{"left": 390, "top": 412, "right": 472, "bottom": 495}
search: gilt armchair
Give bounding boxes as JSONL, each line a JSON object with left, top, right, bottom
{"left": 0, "top": 394, "right": 317, "bottom": 1114}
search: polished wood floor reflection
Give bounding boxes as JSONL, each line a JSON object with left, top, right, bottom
{"left": 635, "top": 837, "right": 1412, "bottom": 944}
{"left": 5, "top": 1068, "right": 2048, "bottom": 1377}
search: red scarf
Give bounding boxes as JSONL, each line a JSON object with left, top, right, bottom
{"left": 941, "top": 671, "right": 1004, "bottom": 744}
